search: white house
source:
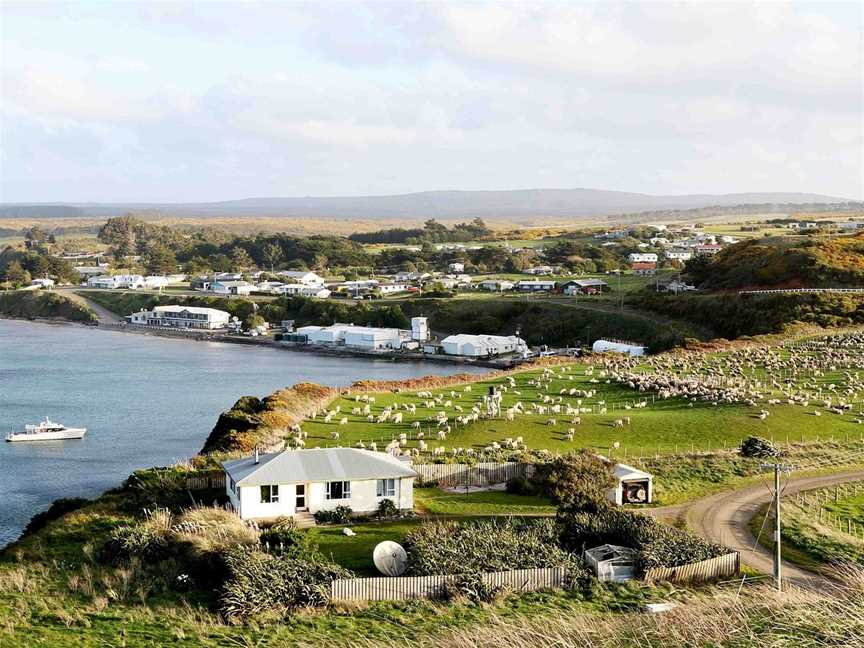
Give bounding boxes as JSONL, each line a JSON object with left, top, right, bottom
{"left": 592, "top": 339, "right": 646, "bottom": 357}
{"left": 664, "top": 250, "right": 692, "bottom": 262}
{"left": 30, "top": 278, "right": 55, "bottom": 288}
{"left": 525, "top": 265, "right": 555, "bottom": 275}
{"left": 479, "top": 279, "right": 515, "bottom": 292}
{"left": 74, "top": 265, "right": 109, "bottom": 279}
{"left": 143, "top": 275, "right": 170, "bottom": 289}
{"left": 441, "top": 333, "right": 529, "bottom": 358}
{"left": 628, "top": 253, "right": 658, "bottom": 263}
{"left": 211, "top": 280, "right": 254, "bottom": 296}
{"left": 274, "top": 283, "right": 332, "bottom": 299}
{"left": 87, "top": 274, "right": 145, "bottom": 289}
{"left": 516, "top": 279, "right": 557, "bottom": 292}
{"left": 276, "top": 270, "right": 325, "bottom": 286}
{"left": 126, "top": 305, "right": 231, "bottom": 330}
{"left": 448, "top": 262, "right": 465, "bottom": 273}
{"left": 222, "top": 447, "right": 416, "bottom": 522}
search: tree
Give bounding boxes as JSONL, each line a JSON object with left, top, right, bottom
{"left": 98, "top": 215, "right": 143, "bottom": 260}
{"left": 230, "top": 247, "right": 254, "bottom": 270}
{"left": 3, "top": 260, "right": 31, "bottom": 286}
{"left": 262, "top": 243, "right": 282, "bottom": 272}
{"left": 244, "top": 314, "right": 266, "bottom": 331}
{"left": 532, "top": 451, "right": 617, "bottom": 511}
{"left": 142, "top": 244, "right": 177, "bottom": 275}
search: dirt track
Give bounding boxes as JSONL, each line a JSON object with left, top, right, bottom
{"left": 650, "top": 471, "right": 864, "bottom": 592}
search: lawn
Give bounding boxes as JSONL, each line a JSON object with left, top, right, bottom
{"left": 307, "top": 519, "right": 423, "bottom": 575}
{"left": 413, "top": 487, "right": 555, "bottom": 516}
{"left": 300, "top": 360, "right": 862, "bottom": 459}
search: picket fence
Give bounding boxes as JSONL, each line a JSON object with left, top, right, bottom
{"left": 330, "top": 567, "right": 568, "bottom": 602}
{"left": 185, "top": 462, "right": 534, "bottom": 491}
{"left": 643, "top": 552, "right": 740, "bottom": 584}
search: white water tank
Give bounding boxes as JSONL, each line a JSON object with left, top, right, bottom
{"left": 411, "top": 317, "right": 429, "bottom": 342}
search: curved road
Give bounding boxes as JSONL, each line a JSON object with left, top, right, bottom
{"left": 651, "top": 471, "right": 864, "bottom": 592}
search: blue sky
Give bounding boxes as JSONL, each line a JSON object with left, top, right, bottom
{"left": 1, "top": 1, "right": 862, "bottom": 202}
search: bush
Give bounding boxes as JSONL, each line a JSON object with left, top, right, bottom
{"left": 531, "top": 451, "right": 616, "bottom": 510}
{"left": 403, "top": 517, "right": 586, "bottom": 579}
{"left": 313, "top": 505, "right": 353, "bottom": 525}
{"left": 375, "top": 498, "right": 399, "bottom": 519}
{"left": 740, "top": 436, "right": 780, "bottom": 459}
{"left": 558, "top": 506, "right": 729, "bottom": 574}
{"left": 101, "top": 509, "right": 174, "bottom": 563}
{"left": 505, "top": 476, "right": 535, "bottom": 496}
{"left": 442, "top": 571, "right": 508, "bottom": 604}
{"left": 259, "top": 518, "right": 312, "bottom": 555}
{"left": 220, "top": 547, "right": 353, "bottom": 619}
{"left": 22, "top": 497, "right": 89, "bottom": 536}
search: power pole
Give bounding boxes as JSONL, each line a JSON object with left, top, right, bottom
{"left": 761, "top": 461, "right": 794, "bottom": 591}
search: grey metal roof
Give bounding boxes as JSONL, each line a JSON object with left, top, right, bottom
{"left": 222, "top": 447, "right": 417, "bottom": 486}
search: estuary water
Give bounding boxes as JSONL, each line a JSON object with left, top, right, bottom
{"left": 0, "top": 319, "right": 486, "bottom": 547}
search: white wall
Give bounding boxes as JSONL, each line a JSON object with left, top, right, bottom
{"left": 231, "top": 477, "right": 414, "bottom": 520}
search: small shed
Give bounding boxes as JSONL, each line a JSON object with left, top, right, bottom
{"left": 584, "top": 544, "right": 638, "bottom": 582}
{"left": 610, "top": 463, "right": 653, "bottom": 505}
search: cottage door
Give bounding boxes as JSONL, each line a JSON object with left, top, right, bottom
{"left": 295, "top": 484, "right": 307, "bottom": 512}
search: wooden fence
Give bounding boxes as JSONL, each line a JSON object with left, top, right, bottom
{"left": 412, "top": 462, "right": 536, "bottom": 487}
{"left": 330, "top": 567, "right": 568, "bottom": 602}
{"left": 790, "top": 480, "right": 864, "bottom": 541}
{"left": 186, "top": 472, "right": 225, "bottom": 490}
{"left": 644, "top": 552, "right": 740, "bottom": 585}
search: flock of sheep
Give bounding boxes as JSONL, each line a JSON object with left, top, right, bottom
{"left": 287, "top": 331, "right": 863, "bottom": 458}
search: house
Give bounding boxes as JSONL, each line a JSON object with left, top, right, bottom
{"left": 275, "top": 270, "right": 325, "bottom": 286}
{"left": 561, "top": 279, "right": 608, "bottom": 295}
{"left": 448, "top": 262, "right": 465, "bottom": 273}
{"left": 274, "top": 284, "right": 332, "bottom": 299}
{"left": 525, "top": 265, "right": 555, "bottom": 275}
{"left": 74, "top": 265, "right": 110, "bottom": 279}
{"left": 126, "top": 305, "right": 231, "bottom": 329}
{"left": 695, "top": 244, "right": 722, "bottom": 256}
{"left": 214, "top": 272, "right": 243, "bottom": 282}
{"left": 839, "top": 222, "right": 864, "bottom": 230}
{"left": 479, "top": 279, "right": 515, "bottom": 292}
{"left": 30, "top": 278, "right": 55, "bottom": 288}
{"left": 211, "top": 280, "right": 254, "bottom": 296}
{"left": 664, "top": 250, "right": 692, "bottom": 262}
{"left": 143, "top": 275, "right": 170, "bottom": 289}
{"left": 660, "top": 279, "right": 697, "bottom": 294}
{"left": 630, "top": 262, "right": 656, "bottom": 276}
{"left": 87, "top": 274, "right": 145, "bottom": 289}
{"left": 516, "top": 279, "right": 557, "bottom": 292}
{"left": 628, "top": 253, "right": 658, "bottom": 263}
{"left": 440, "top": 333, "right": 529, "bottom": 358}
{"left": 222, "top": 447, "right": 416, "bottom": 522}
{"left": 377, "top": 283, "right": 410, "bottom": 295}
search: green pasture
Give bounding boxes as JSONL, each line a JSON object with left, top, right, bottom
{"left": 301, "top": 362, "right": 863, "bottom": 458}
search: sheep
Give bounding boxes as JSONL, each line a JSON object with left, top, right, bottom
{"left": 612, "top": 419, "right": 624, "bottom": 428}
{"left": 545, "top": 418, "right": 557, "bottom": 426}
{"left": 411, "top": 421, "right": 421, "bottom": 430}
{"left": 329, "top": 431, "right": 340, "bottom": 440}
{"left": 339, "top": 417, "right": 348, "bottom": 425}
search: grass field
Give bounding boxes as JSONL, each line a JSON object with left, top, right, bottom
{"left": 300, "top": 360, "right": 861, "bottom": 459}
{"left": 414, "top": 488, "right": 555, "bottom": 516}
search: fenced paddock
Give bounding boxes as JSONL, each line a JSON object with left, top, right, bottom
{"left": 644, "top": 552, "right": 739, "bottom": 584}
{"left": 330, "top": 567, "right": 568, "bottom": 602}
{"left": 412, "top": 462, "right": 536, "bottom": 487}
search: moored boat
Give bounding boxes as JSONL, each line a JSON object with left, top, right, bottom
{"left": 5, "top": 417, "right": 87, "bottom": 442}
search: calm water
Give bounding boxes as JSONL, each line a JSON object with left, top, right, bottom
{"left": 0, "top": 320, "right": 485, "bottom": 547}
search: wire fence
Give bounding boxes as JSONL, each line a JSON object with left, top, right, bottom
{"left": 789, "top": 480, "right": 864, "bottom": 542}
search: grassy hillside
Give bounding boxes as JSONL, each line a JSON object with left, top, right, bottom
{"left": 0, "top": 290, "right": 97, "bottom": 323}
{"left": 687, "top": 233, "right": 864, "bottom": 290}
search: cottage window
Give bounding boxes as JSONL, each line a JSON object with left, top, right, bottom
{"left": 260, "top": 484, "right": 279, "bottom": 503}
{"left": 229, "top": 478, "right": 236, "bottom": 493}
{"left": 325, "top": 481, "right": 351, "bottom": 500}
{"left": 376, "top": 479, "right": 396, "bottom": 498}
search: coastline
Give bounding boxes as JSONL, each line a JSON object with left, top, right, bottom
{"left": 0, "top": 313, "right": 521, "bottom": 369}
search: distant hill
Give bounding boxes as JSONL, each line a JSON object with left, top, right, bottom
{"left": 0, "top": 188, "right": 851, "bottom": 222}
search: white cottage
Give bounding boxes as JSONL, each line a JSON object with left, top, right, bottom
{"left": 222, "top": 448, "right": 416, "bottom": 521}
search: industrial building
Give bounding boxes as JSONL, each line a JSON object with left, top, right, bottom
{"left": 440, "top": 333, "right": 529, "bottom": 358}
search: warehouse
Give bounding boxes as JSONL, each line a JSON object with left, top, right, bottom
{"left": 440, "top": 334, "right": 529, "bottom": 358}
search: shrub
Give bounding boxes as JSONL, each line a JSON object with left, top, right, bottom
{"left": 403, "top": 517, "right": 586, "bottom": 579}
{"left": 219, "top": 547, "right": 353, "bottom": 619}
{"left": 740, "top": 436, "right": 779, "bottom": 459}
{"left": 505, "top": 476, "right": 535, "bottom": 496}
{"left": 101, "top": 509, "right": 174, "bottom": 563}
{"left": 442, "top": 571, "right": 507, "bottom": 604}
{"left": 375, "top": 498, "right": 399, "bottom": 519}
{"left": 532, "top": 451, "right": 616, "bottom": 511}
{"left": 558, "top": 506, "right": 729, "bottom": 574}
{"left": 259, "top": 518, "right": 312, "bottom": 555}
{"left": 22, "top": 498, "right": 89, "bottom": 536}
{"left": 313, "top": 505, "right": 353, "bottom": 525}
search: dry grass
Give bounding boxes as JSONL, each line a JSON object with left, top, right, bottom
{"left": 172, "top": 505, "right": 259, "bottom": 554}
{"left": 365, "top": 571, "right": 864, "bottom": 648}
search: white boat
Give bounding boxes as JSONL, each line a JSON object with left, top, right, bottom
{"left": 5, "top": 417, "right": 87, "bottom": 442}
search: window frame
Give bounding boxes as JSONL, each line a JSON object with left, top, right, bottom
{"left": 325, "top": 480, "right": 351, "bottom": 500}
{"left": 376, "top": 478, "right": 396, "bottom": 498}
{"left": 260, "top": 484, "right": 279, "bottom": 504}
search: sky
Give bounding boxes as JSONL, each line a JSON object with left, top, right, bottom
{"left": 1, "top": 1, "right": 862, "bottom": 203}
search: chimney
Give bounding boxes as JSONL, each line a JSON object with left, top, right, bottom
{"left": 254, "top": 448, "right": 259, "bottom": 464}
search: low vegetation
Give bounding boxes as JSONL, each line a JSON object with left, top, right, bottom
{"left": 0, "top": 290, "right": 97, "bottom": 323}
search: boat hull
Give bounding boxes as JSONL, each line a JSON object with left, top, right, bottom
{"left": 5, "top": 428, "right": 87, "bottom": 442}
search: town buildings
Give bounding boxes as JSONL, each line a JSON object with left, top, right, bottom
{"left": 126, "top": 305, "right": 231, "bottom": 330}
